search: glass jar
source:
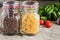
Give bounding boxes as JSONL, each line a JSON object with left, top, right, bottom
{"left": 1, "top": 1, "right": 20, "bottom": 35}
{"left": 20, "top": 1, "right": 40, "bottom": 35}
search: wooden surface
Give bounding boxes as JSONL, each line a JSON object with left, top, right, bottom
{"left": 0, "top": 23, "right": 60, "bottom": 40}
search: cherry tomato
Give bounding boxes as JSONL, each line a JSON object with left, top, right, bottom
{"left": 40, "top": 19, "right": 44, "bottom": 25}
{"left": 46, "top": 21, "right": 52, "bottom": 28}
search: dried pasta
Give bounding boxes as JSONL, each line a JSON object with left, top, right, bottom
{"left": 21, "top": 11, "right": 39, "bottom": 34}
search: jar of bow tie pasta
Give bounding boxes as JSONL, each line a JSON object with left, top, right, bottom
{"left": 20, "top": 1, "right": 40, "bottom": 35}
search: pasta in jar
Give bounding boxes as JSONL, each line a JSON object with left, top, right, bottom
{"left": 2, "top": 1, "right": 20, "bottom": 35}
{"left": 20, "top": 1, "right": 39, "bottom": 35}
{"left": 21, "top": 11, "right": 39, "bottom": 34}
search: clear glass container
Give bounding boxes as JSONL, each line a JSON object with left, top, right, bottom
{"left": 1, "top": 1, "right": 20, "bottom": 35}
{"left": 20, "top": 1, "right": 40, "bottom": 35}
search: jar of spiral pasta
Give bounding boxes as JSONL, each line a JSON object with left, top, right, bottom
{"left": 20, "top": 1, "right": 40, "bottom": 35}
{"left": 1, "top": 1, "right": 20, "bottom": 35}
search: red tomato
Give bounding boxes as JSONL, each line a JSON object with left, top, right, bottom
{"left": 40, "top": 19, "right": 44, "bottom": 25}
{"left": 46, "top": 21, "right": 52, "bottom": 28}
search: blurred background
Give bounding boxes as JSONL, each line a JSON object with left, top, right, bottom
{"left": 0, "top": 0, "right": 59, "bottom": 8}
{"left": 0, "top": 0, "right": 59, "bottom": 9}
{"left": 0, "top": 0, "right": 59, "bottom": 2}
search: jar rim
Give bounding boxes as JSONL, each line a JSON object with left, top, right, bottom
{"left": 22, "top": 1, "right": 39, "bottom": 6}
